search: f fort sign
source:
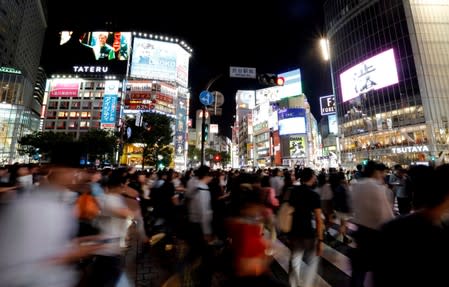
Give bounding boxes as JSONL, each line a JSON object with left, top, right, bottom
{"left": 391, "top": 145, "right": 429, "bottom": 154}
{"left": 73, "top": 66, "right": 109, "bottom": 73}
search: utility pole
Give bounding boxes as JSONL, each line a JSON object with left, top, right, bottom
{"left": 201, "top": 105, "right": 207, "bottom": 165}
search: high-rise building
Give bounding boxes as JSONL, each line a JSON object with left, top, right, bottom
{"left": 325, "top": 0, "right": 449, "bottom": 167}
{"left": 0, "top": 0, "right": 47, "bottom": 163}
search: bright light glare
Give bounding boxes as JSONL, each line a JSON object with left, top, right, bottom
{"left": 320, "top": 38, "right": 330, "bottom": 61}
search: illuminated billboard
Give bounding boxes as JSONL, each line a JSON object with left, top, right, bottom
{"left": 278, "top": 68, "right": 302, "bottom": 99}
{"left": 289, "top": 136, "right": 306, "bottom": 158}
{"left": 340, "top": 48, "right": 399, "bottom": 102}
{"left": 278, "top": 108, "right": 306, "bottom": 136}
{"left": 320, "top": 95, "right": 336, "bottom": 115}
{"left": 49, "top": 80, "right": 80, "bottom": 97}
{"left": 55, "top": 31, "right": 131, "bottom": 74}
{"left": 130, "top": 38, "right": 190, "bottom": 87}
{"left": 235, "top": 90, "right": 255, "bottom": 109}
{"left": 256, "top": 87, "right": 281, "bottom": 105}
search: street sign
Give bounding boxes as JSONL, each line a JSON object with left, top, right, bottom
{"left": 212, "top": 91, "right": 225, "bottom": 107}
{"left": 230, "top": 66, "right": 257, "bottom": 79}
{"left": 199, "top": 90, "right": 214, "bottom": 106}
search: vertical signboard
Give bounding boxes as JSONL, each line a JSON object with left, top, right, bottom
{"left": 174, "top": 94, "right": 188, "bottom": 168}
{"left": 101, "top": 80, "right": 119, "bottom": 128}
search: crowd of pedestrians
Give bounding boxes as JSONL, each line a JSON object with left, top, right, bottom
{"left": 0, "top": 161, "right": 449, "bottom": 287}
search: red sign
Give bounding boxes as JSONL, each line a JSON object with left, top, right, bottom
{"left": 50, "top": 81, "right": 80, "bottom": 97}
{"left": 129, "top": 91, "right": 173, "bottom": 104}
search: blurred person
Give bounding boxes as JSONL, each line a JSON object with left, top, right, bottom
{"left": 270, "top": 168, "right": 284, "bottom": 199}
{"left": 389, "top": 164, "right": 410, "bottom": 214}
{"left": 374, "top": 165, "right": 449, "bottom": 287}
{"left": 182, "top": 165, "right": 214, "bottom": 286}
{"left": 87, "top": 169, "right": 134, "bottom": 287}
{"left": 287, "top": 168, "right": 324, "bottom": 287}
{"left": 350, "top": 161, "right": 394, "bottom": 287}
{"left": 0, "top": 166, "right": 104, "bottom": 287}
{"left": 226, "top": 183, "right": 287, "bottom": 287}
{"left": 316, "top": 172, "right": 334, "bottom": 239}
{"left": 330, "top": 171, "right": 352, "bottom": 243}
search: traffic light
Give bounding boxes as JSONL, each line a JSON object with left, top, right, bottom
{"left": 257, "top": 73, "right": 285, "bottom": 86}
{"left": 214, "top": 154, "right": 221, "bottom": 161}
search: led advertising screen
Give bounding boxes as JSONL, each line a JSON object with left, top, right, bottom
{"left": 340, "top": 48, "right": 399, "bottom": 102}
{"left": 278, "top": 108, "right": 306, "bottom": 136}
{"left": 278, "top": 68, "right": 302, "bottom": 99}
{"left": 130, "top": 38, "right": 190, "bottom": 87}
{"left": 55, "top": 31, "right": 131, "bottom": 74}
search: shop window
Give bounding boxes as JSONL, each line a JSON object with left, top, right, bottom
{"left": 81, "top": 112, "right": 91, "bottom": 118}
{"left": 71, "top": 101, "right": 81, "bottom": 109}
{"left": 80, "top": 121, "right": 90, "bottom": 128}
{"left": 46, "top": 111, "right": 56, "bottom": 119}
{"left": 82, "top": 101, "right": 92, "bottom": 109}
{"left": 56, "top": 121, "right": 66, "bottom": 129}
{"left": 68, "top": 121, "right": 77, "bottom": 129}
{"left": 58, "top": 111, "right": 68, "bottom": 118}
{"left": 44, "top": 121, "right": 55, "bottom": 129}
{"left": 59, "top": 101, "right": 69, "bottom": 109}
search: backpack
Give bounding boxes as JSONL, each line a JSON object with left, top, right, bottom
{"left": 276, "top": 187, "right": 295, "bottom": 233}
{"left": 74, "top": 192, "right": 101, "bottom": 221}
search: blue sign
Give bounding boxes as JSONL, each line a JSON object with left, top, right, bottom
{"left": 278, "top": 108, "right": 306, "bottom": 120}
{"left": 101, "top": 94, "right": 118, "bottom": 124}
{"left": 199, "top": 90, "right": 214, "bottom": 106}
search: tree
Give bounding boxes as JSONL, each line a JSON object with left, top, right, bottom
{"left": 18, "top": 131, "right": 80, "bottom": 164}
{"left": 188, "top": 145, "right": 201, "bottom": 163}
{"left": 126, "top": 112, "right": 173, "bottom": 168}
{"left": 79, "top": 129, "right": 118, "bottom": 164}
{"left": 219, "top": 151, "right": 231, "bottom": 166}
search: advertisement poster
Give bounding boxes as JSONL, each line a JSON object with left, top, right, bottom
{"left": 340, "top": 48, "right": 399, "bottom": 102}
{"left": 101, "top": 80, "right": 119, "bottom": 127}
{"left": 176, "top": 49, "right": 190, "bottom": 87}
{"left": 235, "top": 90, "right": 256, "bottom": 109}
{"left": 175, "top": 96, "right": 188, "bottom": 158}
{"left": 278, "top": 68, "right": 302, "bottom": 99}
{"left": 49, "top": 81, "right": 80, "bottom": 97}
{"left": 131, "top": 38, "right": 189, "bottom": 86}
{"left": 289, "top": 136, "right": 306, "bottom": 158}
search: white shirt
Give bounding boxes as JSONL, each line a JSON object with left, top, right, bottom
{"left": 0, "top": 189, "right": 77, "bottom": 287}
{"left": 186, "top": 181, "right": 213, "bottom": 235}
{"left": 351, "top": 178, "right": 394, "bottom": 230}
{"left": 97, "top": 193, "right": 129, "bottom": 255}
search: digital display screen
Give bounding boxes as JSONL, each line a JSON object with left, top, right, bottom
{"left": 130, "top": 38, "right": 190, "bottom": 87}
{"left": 278, "top": 108, "right": 306, "bottom": 136}
{"left": 340, "top": 49, "right": 399, "bottom": 102}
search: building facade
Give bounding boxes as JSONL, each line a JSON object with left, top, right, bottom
{"left": 0, "top": 0, "right": 47, "bottom": 163}
{"left": 42, "top": 31, "right": 191, "bottom": 170}
{"left": 325, "top": 0, "right": 449, "bottom": 167}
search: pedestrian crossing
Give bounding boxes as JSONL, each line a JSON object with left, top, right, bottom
{"left": 269, "top": 220, "right": 360, "bottom": 287}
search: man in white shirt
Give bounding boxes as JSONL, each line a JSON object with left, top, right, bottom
{"left": 350, "top": 161, "right": 394, "bottom": 287}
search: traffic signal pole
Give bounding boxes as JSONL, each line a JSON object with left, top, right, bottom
{"left": 201, "top": 104, "right": 206, "bottom": 166}
{"left": 200, "top": 74, "right": 223, "bottom": 166}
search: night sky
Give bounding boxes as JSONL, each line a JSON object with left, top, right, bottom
{"left": 42, "top": 0, "right": 332, "bottom": 138}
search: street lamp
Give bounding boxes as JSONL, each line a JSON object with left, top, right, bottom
{"left": 320, "top": 38, "right": 330, "bottom": 61}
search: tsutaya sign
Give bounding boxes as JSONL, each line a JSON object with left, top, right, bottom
{"left": 391, "top": 145, "right": 429, "bottom": 154}
{"left": 73, "top": 66, "right": 109, "bottom": 73}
